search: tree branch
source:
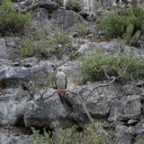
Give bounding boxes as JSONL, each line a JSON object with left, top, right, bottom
{"left": 84, "top": 76, "right": 116, "bottom": 102}
{"left": 67, "top": 90, "right": 94, "bottom": 123}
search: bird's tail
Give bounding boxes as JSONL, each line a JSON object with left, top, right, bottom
{"left": 58, "top": 93, "right": 66, "bottom": 106}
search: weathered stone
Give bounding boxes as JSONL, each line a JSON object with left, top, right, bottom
{"left": 5, "top": 37, "right": 21, "bottom": 59}
{"left": 135, "top": 119, "right": 144, "bottom": 134}
{"left": 116, "top": 95, "right": 141, "bottom": 121}
{"left": 0, "top": 134, "right": 32, "bottom": 144}
{"left": 19, "top": 57, "right": 39, "bottom": 67}
{"left": 0, "top": 87, "right": 31, "bottom": 126}
{"left": 0, "top": 38, "right": 9, "bottom": 58}
{"left": 24, "top": 88, "right": 71, "bottom": 129}
{"left": 50, "top": 9, "right": 86, "bottom": 32}
{"left": 0, "top": 63, "right": 29, "bottom": 83}
{"left": 127, "top": 119, "right": 139, "bottom": 125}
{"left": 76, "top": 42, "right": 100, "bottom": 56}
{"left": 115, "top": 124, "right": 133, "bottom": 144}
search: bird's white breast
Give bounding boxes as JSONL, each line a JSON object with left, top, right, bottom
{"left": 56, "top": 71, "right": 66, "bottom": 89}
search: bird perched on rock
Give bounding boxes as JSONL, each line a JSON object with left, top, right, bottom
{"left": 55, "top": 68, "right": 67, "bottom": 105}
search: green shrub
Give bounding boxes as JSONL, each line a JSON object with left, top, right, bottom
{"left": 75, "top": 23, "right": 88, "bottom": 36}
{"left": 135, "top": 140, "right": 144, "bottom": 144}
{"left": 20, "top": 30, "right": 71, "bottom": 57}
{"left": 20, "top": 39, "right": 35, "bottom": 57}
{"left": 20, "top": 38, "right": 55, "bottom": 57}
{"left": 100, "top": 11, "right": 125, "bottom": 37}
{"left": 0, "top": 0, "right": 32, "bottom": 35}
{"left": 71, "top": 0, "right": 82, "bottom": 12}
{"left": 24, "top": 128, "right": 52, "bottom": 144}
{"left": 25, "top": 122, "right": 105, "bottom": 144}
{"left": 53, "top": 31, "right": 72, "bottom": 44}
{"left": 81, "top": 122, "right": 106, "bottom": 144}
{"left": 80, "top": 51, "right": 144, "bottom": 81}
{"left": 100, "top": 7, "right": 144, "bottom": 40}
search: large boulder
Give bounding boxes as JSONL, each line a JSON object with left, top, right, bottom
{"left": 0, "top": 87, "right": 31, "bottom": 126}
{"left": 115, "top": 124, "right": 133, "bottom": 144}
{"left": 24, "top": 88, "right": 71, "bottom": 129}
{"left": 76, "top": 42, "right": 100, "bottom": 56}
{"left": 50, "top": 9, "right": 86, "bottom": 32}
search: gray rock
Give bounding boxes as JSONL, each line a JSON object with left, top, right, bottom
{"left": 50, "top": 9, "right": 86, "bottom": 32}
{"left": 29, "top": 60, "right": 54, "bottom": 85}
{"left": 0, "top": 134, "right": 32, "bottom": 144}
{"left": 127, "top": 119, "right": 139, "bottom": 125}
{"left": 99, "top": 40, "right": 144, "bottom": 57}
{"left": 0, "top": 38, "right": 9, "bottom": 58}
{"left": 24, "top": 88, "right": 71, "bottom": 129}
{"left": 135, "top": 119, "right": 144, "bottom": 135}
{"left": 19, "top": 57, "right": 39, "bottom": 67}
{"left": 76, "top": 42, "right": 100, "bottom": 56}
{"left": 0, "top": 87, "right": 31, "bottom": 126}
{"left": 1, "top": 37, "right": 21, "bottom": 59}
{"left": 0, "top": 63, "right": 29, "bottom": 84}
{"left": 22, "top": 0, "right": 59, "bottom": 11}
{"left": 116, "top": 95, "right": 141, "bottom": 121}
{"left": 66, "top": 81, "right": 120, "bottom": 123}
{"left": 115, "top": 124, "right": 133, "bottom": 144}
{"left": 99, "top": 40, "right": 124, "bottom": 54}
{"left": 85, "top": 82, "right": 120, "bottom": 118}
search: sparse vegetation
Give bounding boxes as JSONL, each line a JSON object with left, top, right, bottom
{"left": 80, "top": 50, "right": 144, "bottom": 81}
{"left": 20, "top": 30, "right": 72, "bottom": 57}
{"left": 0, "top": 0, "right": 32, "bottom": 36}
{"left": 70, "top": 0, "right": 82, "bottom": 12}
{"left": 100, "top": 7, "right": 144, "bottom": 44}
{"left": 25, "top": 122, "right": 106, "bottom": 144}
{"left": 135, "top": 140, "right": 144, "bottom": 144}
{"left": 53, "top": 31, "right": 72, "bottom": 44}
{"left": 75, "top": 23, "right": 88, "bottom": 36}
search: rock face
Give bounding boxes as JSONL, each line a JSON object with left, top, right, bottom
{"left": 24, "top": 88, "right": 71, "bottom": 129}
{"left": 50, "top": 9, "right": 86, "bottom": 32}
{"left": 0, "top": 87, "right": 31, "bottom": 126}
{"left": 0, "top": 39, "right": 9, "bottom": 58}
{"left": 0, "top": 0, "right": 144, "bottom": 143}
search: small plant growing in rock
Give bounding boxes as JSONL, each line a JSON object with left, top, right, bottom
{"left": 75, "top": 23, "right": 88, "bottom": 36}
{"left": 135, "top": 140, "right": 144, "bottom": 144}
{"left": 81, "top": 122, "right": 106, "bottom": 144}
{"left": 0, "top": 0, "right": 32, "bottom": 36}
{"left": 20, "top": 30, "right": 71, "bottom": 58}
{"left": 80, "top": 51, "right": 144, "bottom": 81}
{"left": 70, "top": 0, "right": 82, "bottom": 12}
{"left": 20, "top": 38, "right": 54, "bottom": 57}
{"left": 53, "top": 31, "right": 72, "bottom": 44}
{"left": 24, "top": 122, "right": 106, "bottom": 144}
{"left": 20, "top": 39, "right": 35, "bottom": 57}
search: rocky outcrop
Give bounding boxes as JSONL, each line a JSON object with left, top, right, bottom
{"left": 0, "top": 0, "right": 144, "bottom": 143}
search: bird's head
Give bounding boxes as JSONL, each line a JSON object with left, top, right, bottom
{"left": 57, "top": 67, "right": 63, "bottom": 72}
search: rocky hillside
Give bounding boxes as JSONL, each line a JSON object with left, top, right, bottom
{"left": 0, "top": 0, "right": 144, "bottom": 143}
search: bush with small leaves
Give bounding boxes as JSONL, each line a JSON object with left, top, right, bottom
{"left": 80, "top": 51, "right": 144, "bottom": 81}
{"left": 100, "top": 7, "right": 144, "bottom": 43}
{"left": 75, "top": 23, "right": 88, "bottom": 36}
{"left": 81, "top": 122, "right": 106, "bottom": 144}
{"left": 0, "top": 0, "right": 32, "bottom": 36}
{"left": 25, "top": 122, "right": 106, "bottom": 144}
{"left": 70, "top": 0, "right": 82, "bottom": 12}
{"left": 135, "top": 140, "right": 144, "bottom": 144}
{"left": 20, "top": 30, "right": 71, "bottom": 58}
{"left": 53, "top": 31, "right": 72, "bottom": 44}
